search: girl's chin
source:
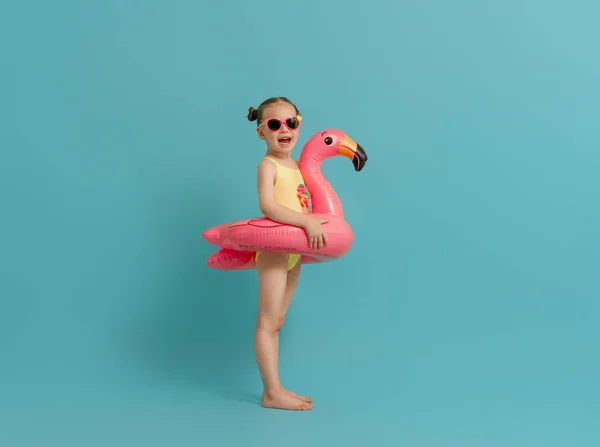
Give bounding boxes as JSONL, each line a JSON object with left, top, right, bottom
{"left": 277, "top": 146, "right": 294, "bottom": 152}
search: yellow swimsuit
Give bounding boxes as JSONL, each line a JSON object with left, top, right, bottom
{"left": 256, "top": 156, "right": 312, "bottom": 271}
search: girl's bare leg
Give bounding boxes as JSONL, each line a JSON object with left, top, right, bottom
{"left": 255, "top": 252, "right": 313, "bottom": 411}
{"left": 274, "top": 260, "right": 312, "bottom": 403}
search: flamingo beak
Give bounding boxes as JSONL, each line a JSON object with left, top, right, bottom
{"left": 338, "top": 134, "right": 368, "bottom": 172}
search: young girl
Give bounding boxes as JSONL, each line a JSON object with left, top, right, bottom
{"left": 248, "top": 97, "right": 328, "bottom": 411}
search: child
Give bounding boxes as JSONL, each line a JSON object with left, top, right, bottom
{"left": 248, "top": 97, "right": 328, "bottom": 411}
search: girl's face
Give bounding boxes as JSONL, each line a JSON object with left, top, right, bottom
{"left": 256, "top": 102, "right": 301, "bottom": 156}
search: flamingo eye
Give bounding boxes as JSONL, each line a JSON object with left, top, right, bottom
{"left": 324, "top": 136, "right": 333, "bottom": 145}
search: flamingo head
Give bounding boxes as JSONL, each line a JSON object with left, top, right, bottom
{"left": 301, "top": 129, "right": 368, "bottom": 172}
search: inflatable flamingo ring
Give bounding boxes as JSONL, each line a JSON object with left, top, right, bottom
{"left": 202, "top": 129, "right": 368, "bottom": 270}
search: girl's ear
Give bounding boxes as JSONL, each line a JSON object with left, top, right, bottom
{"left": 256, "top": 127, "right": 266, "bottom": 140}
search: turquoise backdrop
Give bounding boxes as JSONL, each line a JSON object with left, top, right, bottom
{"left": 1, "top": 0, "right": 599, "bottom": 446}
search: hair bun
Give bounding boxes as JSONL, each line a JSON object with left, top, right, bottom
{"left": 247, "top": 107, "right": 258, "bottom": 122}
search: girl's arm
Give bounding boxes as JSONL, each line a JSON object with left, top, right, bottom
{"left": 257, "top": 159, "right": 310, "bottom": 228}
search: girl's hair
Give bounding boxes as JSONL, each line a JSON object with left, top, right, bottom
{"left": 247, "top": 97, "right": 300, "bottom": 124}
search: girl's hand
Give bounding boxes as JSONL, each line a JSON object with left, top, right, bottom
{"left": 303, "top": 217, "right": 328, "bottom": 250}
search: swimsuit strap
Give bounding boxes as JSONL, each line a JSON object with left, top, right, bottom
{"left": 263, "top": 156, "right": 298, "bottom": 171}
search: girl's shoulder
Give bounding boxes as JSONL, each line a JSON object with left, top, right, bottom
{"left": 257, "top": 157, "right": 278, "bottom": 176}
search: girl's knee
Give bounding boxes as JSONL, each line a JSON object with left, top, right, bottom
{"left": 277, "top": 315, "right": 285, "bottom": 331}
{"left": 257, "top": 315, "right": 281, "bottom": 333}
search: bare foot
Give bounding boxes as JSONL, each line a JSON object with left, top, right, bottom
{"left": 262, "top": 389, "right": 313, "bottom": 411}
{"left": 284, "top": 389, "right": 312, "bottom": 403}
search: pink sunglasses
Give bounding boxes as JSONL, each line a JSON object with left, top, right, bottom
{"left": 259, "top": 114, "right": 303, "bottom": 132}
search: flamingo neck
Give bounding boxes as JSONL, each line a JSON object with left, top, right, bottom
{"left": 302, "top": 158, "right": 344, "bottom": 217}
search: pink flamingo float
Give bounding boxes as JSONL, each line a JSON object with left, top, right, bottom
{"left": 202, "top": 129, "right": 368, "bottom": 270}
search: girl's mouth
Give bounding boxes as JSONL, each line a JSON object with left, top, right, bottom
{"left": 278, "top": 137, "right": 292, "bottom": 145}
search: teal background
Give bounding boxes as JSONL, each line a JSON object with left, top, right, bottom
{"left": 1, "top": 0, "right": 599, "bottom": 445}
